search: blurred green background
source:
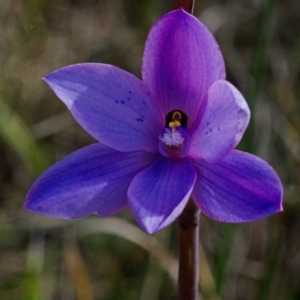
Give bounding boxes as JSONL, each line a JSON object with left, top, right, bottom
{"left": 0, "top": 0, "right": 299, "bottom": 299}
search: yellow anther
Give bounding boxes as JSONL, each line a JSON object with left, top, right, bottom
{"left": 165, "top": 110, "right": 187, "bottom": 128}
{"left": 169, "top": 120, "right": 181, "bottom": 128}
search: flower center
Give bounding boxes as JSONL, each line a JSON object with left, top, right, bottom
{"left": 158, "top": 110, "right": 191, "bottom": 157}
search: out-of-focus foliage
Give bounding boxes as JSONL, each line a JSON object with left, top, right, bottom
{"left": 0, "top": 0, "right": 299, "bottom": 299}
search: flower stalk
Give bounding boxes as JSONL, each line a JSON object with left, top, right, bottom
{"left": 172, "top": 0, "right": 195, "bottom": 13}
{"left": 172, "top": 3, "right": 199, "bottom": 300}
{"left": 178, "top": 200, "right": 200, "bottom": 300}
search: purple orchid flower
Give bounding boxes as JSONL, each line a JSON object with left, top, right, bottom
{"left": 24, "top": 9, "right": 283, "bottom": 234}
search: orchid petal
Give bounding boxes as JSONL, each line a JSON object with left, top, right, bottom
{"left": 190, "top": 80, "right": 250, "bottom": 162}
{"left": 24, "top": 144, "right": 157, "bottom": 219}
{"left": 128, "top": 156, "right": 197, "bottom": 233}
{"left": 192, "top": 150, "right": 283, "bottom": 222}
{"left": 142, "top": 9, "right": 225, "bottom": 125}
{"left": 44, "top": 63, "right": 164, "bottom": 153}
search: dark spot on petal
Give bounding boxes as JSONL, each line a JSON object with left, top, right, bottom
{"left": 218, "top": 128, "right": 220, "bottom": 131}
{"left": 205, "top": 131, "right": 208, "bottom": 135}
{"left": 129, "top": 90, "right": 132, "bottom": 94}
{"left": 115, "top": 100, "right": 119, "bottom": 103}
{"left": 127, "top": 97, "right": 131, "bottom": 100}
{"left": 206, "top": 122, "right": 209, "bottom": 126}
{"left": 209, "top": 128, "right": 212, "bottom": 132}
{"left": 121, "top": 101, "right": 125, "bottom": 104}
{"left": 143, "top": 101, "right": 146, "bottom": 105}
{"left": 136, "top": 118, "right": 143, "bottom": 122}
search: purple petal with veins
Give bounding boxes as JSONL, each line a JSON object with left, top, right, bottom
{"left": 24, "top": 9, "right": 283, "bottom": 233}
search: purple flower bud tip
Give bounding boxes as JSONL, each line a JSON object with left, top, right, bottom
{"left": 24, "top": 9, "right": 283, "bottom": 234}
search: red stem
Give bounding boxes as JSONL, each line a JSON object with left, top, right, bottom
{"left": 178, "top": 200, "right": 200, "bottom": 300}
{"left": 172, "top": 0, "right": 195, "bottom": 13}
